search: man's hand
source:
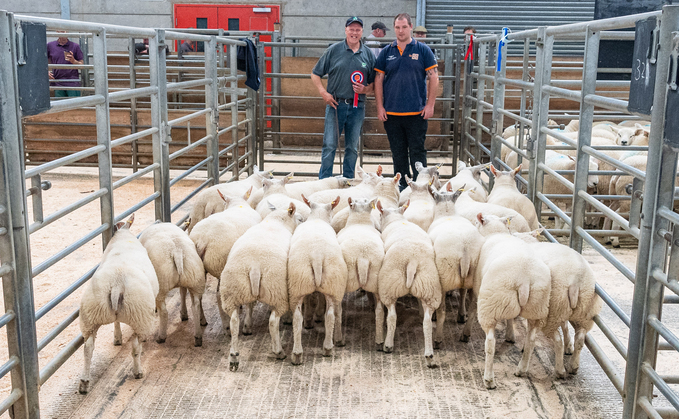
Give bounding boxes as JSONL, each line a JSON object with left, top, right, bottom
{"left": 352, "top": 81, "right": 367, "bottom": 94}
{"left": 48, "top": 71, "right": 54, "bottom": 80}
{"left": 65, "top": 51, "right": 76, "bottom": 64}
{"left": 321, "top": 91, "right": 338, "bottom": 109}
{"left": 377, "top": 106, "right": 388, "bottom": 122}
{"left": 421, "top": 103, "right": 435, "bottom": 119}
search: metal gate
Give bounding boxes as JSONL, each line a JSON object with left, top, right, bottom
{"left": 0, "top": 11, "right": 255, "bottom": 417}
{"left": 461, "top": 5, "right": 679, "bottom": 417}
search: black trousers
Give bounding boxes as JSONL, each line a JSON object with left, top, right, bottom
{"left": 383, "top": 114, "right": 428, "bottom": 191}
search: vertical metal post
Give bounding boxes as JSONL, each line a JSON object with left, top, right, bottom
{"left": 0, "top": 11, "right": 41, "bottom": 418}
{"left": 474, "top": 42, "right": 488, "bottom": 165}
{"left": 517, "top": 38, "right": 530, "bottom": 168}
{"left": 128, "top": 36, "right": 139, "bottom": 173}
{"left": 461, "top": 34, "right": 473, "bottom": 166}
{"left": 79, "top": 37, "right": 90, "bottom": 89}
{"left": 623, "top": 6, "right": 679, "bottom": 418}
{"left": 490, "top": 29, "right": 507, "bottom": 184}
{"left": 91, "top": 28, "right": 116, "bottom": 243}
{"left": 205, "top": 37, "right": 220, "bottom": 185}
{"left": 148, "top": 30, "right": 171, "bottom": 222}
{"left": 246, "top": 87, "right": 256, "bottom": 175}
{"left": 440, "top": 26, "right": 454, "bottom": 153}
{"left": 257, "top": 41, "right": 266, "bottom": 169}
{"left": 230, "top": 42, "right": 239, "bottom": 179}
{"left": 271, "top": 28, "right": 281, "bottom": 150}
{"left": 452, "top": 44, "right": 461, "bottom": 175}
{"left": 569, "top": 27, "right": 600, "bottom": 251}
{"left": 527, "top": 27, "right": 553, "bottom": 217}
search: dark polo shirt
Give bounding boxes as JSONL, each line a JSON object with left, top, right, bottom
{"left": 46, "top": 39, "right": 84, "bottom": 87}
{"left": 375, "top": 38, "right": 437, "bottom": 115}
{"left": 312, "top": 40, "right": 376, "bottom": 102}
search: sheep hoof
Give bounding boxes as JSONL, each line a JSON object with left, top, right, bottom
{"left": 113, "top": 339, "right": 122, "bottom": 346}
{"left": 457, "top": 314, "right": 467, "bottom": 324}
{"left": 242, "top": 327, "right": 252, "bottom": 336}
{"left": 180, "top": 313, "right": 189, "bottom": 322}
{"left": 322, "top": 348, "right": 333, "bottom": 357}
{"left": 194, "top": 337, "right": 202, "bottom": 347}
{"left": 514, "top": 370, "right": 526, "bottom": 378}
{"left": 78, "top": 380, "right": 89, "bottom": 394}
{"left": 303, "top": 320, "right": 314, "bottom": 330}
{"left": 564, "top": 347, "right": 573, "bottom": 356}
{"left": 291, "top": 352, "right": 303, "bottom": 365}
{"left": 314, "top": 316, "right": 323, "bottom": 323}
{"left": 505, "top": 337, "right": 515, "bottom": 344}
{"left": 566, "top": 365, "right": 579, "bottom": 375}
{"left": 229, "top": 361, "right": 239, "bottom": 372}
{"left": 274, "top": 351, "right": 287, "bottom": 360}
{"left": 425, "top": 355, "right": 438, "bottom": 368}
{"left": 484, "top": 379, "right": 496, "bottom": 390}
{"left": 134, "top": 372, "right": 144, "bottom": 379}
{"left": 375, "top": 343, "right": 384, "bottom": 352}
{"left": 556, "top": 370, "right": 567, "bottom": 379}
{"left": 434, "top": 341, "right": 442, "bottom": 350}
{"left": 200, "top": 319, "right": 208, "bottom": 327}
{"left": 383, "top": 345, "right": 393, "bottom": 354}
{"left": 335, "top": 339, "right": 346, "bottom": 348}
{"left": 459, "top": 334, "right": 470, "bottom": 343}
{"left": 156, "top": 337, "right": 166, "bottom": 344}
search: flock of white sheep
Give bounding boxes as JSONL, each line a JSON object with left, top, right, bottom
{"left": 77, "top": 158, "right": 603, "bottom": 394}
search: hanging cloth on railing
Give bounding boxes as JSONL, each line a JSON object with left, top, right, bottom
{"left": 497, "top": 27, "right": 510, "bottom": 72}
{"left": 237, "top": 38, "right": 260, "bottom": 91}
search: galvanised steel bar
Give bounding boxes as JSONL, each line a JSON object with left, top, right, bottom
{"left": 0, "top": 12, "right": 40, "bottom": 417}
{"left": 37, "top": 309, "right": 79, "bottom": 352}
{"left": 28, "top": 189, "right": 108, "bottom": 234}
{"left": 168, "top": 108, "right": 212, "bottom": 127}
{"left": 453, "top": 43, "right": 462, "bottom": 174}
{"left": 108, "top": 86, "right": 158, "bottom": 103}
{"left": 169, "top": 135, "right": 210, "bottom": 161}
{"left": 110, "top": 127, "right": 158, "bottom": 149}
{"left": 32, "top": 224, "right": 108, "bottom": 277}
{"left": 204, "top": 37, "right": 220, "bottom": 185}
{"left": 149, "top": 30, "right": 171, "bottom": 222}
{"left": 230, "top": 43, "right": 239, "bottom": 179}
{"left": 35, "top": 266, "right": 98, "bottom": 321}
{"left": 271, "top": 30, "right": 282, "bottom": 151}
{"left": 585, "top": 333, "right": 625, "bottom": 395}
{"left": 570, "top": 27, "right": 600, "bottom": 252}
{"left": 246, "top": 89, "right": 256, "bottom": 175}
{"left": 169, "top": 157, "right": 212, "bottom": 187}
{"left": 112, "top": 164, "right": 159, "bottom": 190}
{"left": 474, "top": 43, "right": 488, "bottom": 165}
{"left": 39, "top": 334, "right": 84, "bottom": 386}
{"left": 43, "top": 94, "right": 105, "bottom": 114}
{"left": 128, "top": 36, "right": 139, "bottom": 173}
{"left": 575, "top": 226, "right": 636, "bottom": 282}
{"left": 24, "top": 145, "right": 106, "bottom": 179}
{"left": 441, "top": 29, "right": 454, "bottom": 153}
{"left": 115, "top": 192, "right": 160, "bottom": 223}
{"left": 490, "top": 30, "right": 506, "bottom": 189}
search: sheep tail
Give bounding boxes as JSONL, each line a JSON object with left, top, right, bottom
{"left": 357, "top": 258, "right": 370, "bottom": 287}
{"left": 312, "top": 256, "right": 323, "bottom": 288}
{"left": 459, "top": 250, "right": 471, "bottom": 279}
{"left": 518, "top": 282, "right": 530, "bottom": 307}
{"left": 194, "top": 238, "right": 208, "bottom": 260}
{"left": 406, "top": 261, "right": 417, "bottom": 289}
{"left": 172, "top": 246, "right": 184, "bottom": 277}
{"left": 110, "top": 280, "right": 124, "bottom": 314}
{"left": 249, "top": 266, "right": 261, "bottom": 298}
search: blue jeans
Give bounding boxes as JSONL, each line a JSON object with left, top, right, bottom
{"left": 319, "top": 102, "right": 365, "bottom": 179}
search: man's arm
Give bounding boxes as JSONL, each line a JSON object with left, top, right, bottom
{"left": 311, "top": 73, "right": 338, "bottom": 109}
{"left": 374, "top": 72, "right": 387, "bottom": 121}
{"left": 422, "top": 67, "right": 439, "bottom": 119}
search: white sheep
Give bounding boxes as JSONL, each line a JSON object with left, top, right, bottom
{"left": 487, "top": 165, "right": 540, "bottom": 230}
{"left": 454, "top": 186, "right": 532, "bottom": 233}
{"left": 139, "top": 222, "right": 206, "bottom": 347}
{"left": 403, "top": 175, "right": 437, "bottom": 231}
{"left": 79, "top": 214, "right": 159, "bottom": 394}
{"left": 607, "top": 155, "right": 647, "bottom": 247}
{"left": 309, "top": 166, "right": 383, "bottom": 214}
{"left": 249, "top": 176, "right": 350, "bottom": 208}
{"left": 377, "top": 201, "right": 441, "bottom": 367}
{"left": 472, "top": 213, "right": 551, "bottom": 389}
{"left": 187, "top": 165, "right": 272, "bottom": 233}
{"left": 441, "top": 162, "right": 488, "bottom": 203}
{"left": 428, "top": 188, "right": 485, "bottom": 347}
{"left": 513, "top": 230, "right": 603, "bottom": 377}
{"left": 288, "top": 196, "right": 347, "bottom": 364}
{"left": 220, "top": 202, "right": 298, "bottom": 371}
{"left": 399, "top": 162, "right": 441, "bottom": 205}
{"left": 337, "top": 197, "right": 385, "bottom": 349}
{"left": 331, "top": 174, "right": 401, "bottom": 233}
{"left": 613, "top": 123, "right": 650, "bottom": 146}
{"left": 255, "top": 174, "right": 311, "bottom": 221}
{"left": 189, "top": 189, "right": 262, "bottom": 333}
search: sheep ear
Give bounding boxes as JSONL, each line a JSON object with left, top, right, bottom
{"left": 457, "top": 160, "right": 467, "bottom": 171}
{"left": 634, "top": 124, "right": 645, "bottom": 136}
{"left": 348, "top": 197, "right": 355, "bottom": 209}
{"left": 376, "top": 200, "right": 384, "bottom": 214}
{"left": 452, "top": 188, "right": 463, "bottom": 203}
{"left": 531, "top": 227, "right": 544, "bottom": 238}
{"left": 610, "top": 126, "right": 621, "bottom": 134}
{"left": 568, "top": 155, "right": 575, "bottom": 162}
{"left": 288, "top": 202, "right": 296, "bottom": 216}
{"left": 471, "top": 166, "right": 483, "bottom": 180}
{"left": 512, "top": 164, "right": 522, "bottom": 177}
{"left": 436, "top": 162, "right": 443, "bottom": 169}
{"left": 218, "top": 190, "right": 228, "bottom": 203}
{"left": 114, "top": 221, "right": 126, "bottom": 232}
{"left": 446, "top": 181, "right": 453, "bottom": 192}
{"left": 400, "top": 200, "right": 410, "bottom": 214}
{"left": 330, "top": 196, "right": 341, "bottom": 210}
{"left": 503, "top": 216, "right": 512, "bottom": 228}
{"left": 376, "top": 165, "right": 383, "bottom": 176}
{"left": 267, "top": 200, "right": 276, "bottom": 211}
{"left": 518, "top": 283, "right": 530, "bottom": 307}
{"left": 124, "top": 213, "right": 135, "bottom": 229}
{"left": 415, "top": 161, "right": 424, "bottom": 172}
{"left": 267, "top": 169, "right": 274, "bottom": 178}
{"left": 489, "top": 165, "right": 499, "bottom": 178}
{"left": 262, "top": 178, "right": 273, "bottom": 190}
{"left": 393, "top": 173, "right": 401, "bottom": 184}
{"left": 283, "top": 172, "right": 294, "bottom": 184}
{"left": 243, "top": 186, "right": 253, "bottom": 200}
{"left": 301, "top": 194, "right": 311, "bottom": 207}
{"left": 356, "top": 166, "right": 365, "bottom": 179}
{"left": 476, "top": 212, "right": 485, "bottom": 225}
{"left": 405, "top": 174, "right": 413, "bottom": 185}
{"left": 369, "top": 198, "right": 377, "bottom": 210}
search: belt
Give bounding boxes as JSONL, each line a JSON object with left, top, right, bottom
{"left": 335, "top": 97, "right": 362, "bottom": 105}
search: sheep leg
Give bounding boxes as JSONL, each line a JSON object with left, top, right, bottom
{"left": 198, "top": 294, "right": 207, "bottom": 327}
{"left": 457, "top": 289, "right": 468, "bottom": 324}
{"left": 322, "top": 294, "right": 335, "bottom": 356}
{"left": 269, "top": 310, "right": 286, "bottom": 360}
{"left": 553, "top": 329, "right": 567, "bottom": 379}
{"left": 603, "top": 216, "right": 613, "bottom": 244}
{"left": 461, "top": 293, "right": 477, "bottom": 342}
{"left": 334, "top": 297, "right": 345, "bottom": 347}
{"left": 611, "top": 219, "right": 621, "bottom": 248}
{"left": 229, "top": 309, "right": 240, "bottom": 372}
{"left": 303, "top": 294, "right": 315, "bottom": 329}
{"left": 291, "top": 300, "right": 304, "bottom": 365}
{"left": 434, "top": 292, "right": 446, "bottom": 350}
{"left": 113, "top": 321, "right": 122, "bottom": 346}
{"left": 567, "top": 326, "right": 587, "bottom": 375}
{"left": 374, "top": 295, "right": 385, "bottom": 351}
{"left": 505, "top": 318, "right": 516, "bottom": 343}
{"left": 314, "top": 293, "right": 326, "bottom": 323}
{"left": 562, "top": 321, "right": 573, "bottom": 355}
{"left": 422, "top": 303, "right": 438, "bottom": 368}
{"left": 483, "top": 324, "right": 497, "bottom": 389}
{"left": 156, "top": 299, "right": 168, "bottom": 344}
{"left": 179, "top": 287, "right": 189, "bottom": 321}
{"left": 384, "top": 303, "right": 397, "bottom": 353}
{"left": 131, "top": 334, "right": 144, "bottom": 379}
{"left": 191, "top": 292, "right": 203, "bottom": 347}
{"left": 216, "top": 281, "right": 230, "bottom": 332}
{"left": 515, "top": 319, "right": 539, "bottom": 377}
{"left": 242, "top": 303, "right": 254, "bottom": 336}
{"left": 79, "top": 328, "right": 99, "bottom": 394}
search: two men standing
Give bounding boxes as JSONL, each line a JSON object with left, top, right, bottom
{"left": 313, "top": 14, "right": 439, "bottom": 190}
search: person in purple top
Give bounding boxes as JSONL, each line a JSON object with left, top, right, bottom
{"left": 47, "top": 33, "right": 84, "bottom": 97}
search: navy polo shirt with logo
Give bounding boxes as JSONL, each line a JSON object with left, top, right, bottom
{"left": 375, "top": 39, "right": 437, "bottom": 115}
{"left": 312, "top": 40, "right": 376, "bottom": 102}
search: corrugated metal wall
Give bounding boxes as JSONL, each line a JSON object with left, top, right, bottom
{"left": 425, "top": 0, "right": 595, "bottom": 54}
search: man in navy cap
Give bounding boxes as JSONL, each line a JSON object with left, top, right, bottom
{"left": 311, "top": 17, "right": 376, "bottom": 180}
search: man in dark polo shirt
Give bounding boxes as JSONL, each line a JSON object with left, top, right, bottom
{"left": 375, "top": 13, "right": 439, "bottom": 190}
{"left": 311, "top": 16, "right": 376, "bottom": 180}
{"left": 47, "top": 33, "right": 84, "bottom": 97}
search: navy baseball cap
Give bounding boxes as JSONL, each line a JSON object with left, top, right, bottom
{"left": 346, "top": 16, "right": 364, "bottom": 27}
